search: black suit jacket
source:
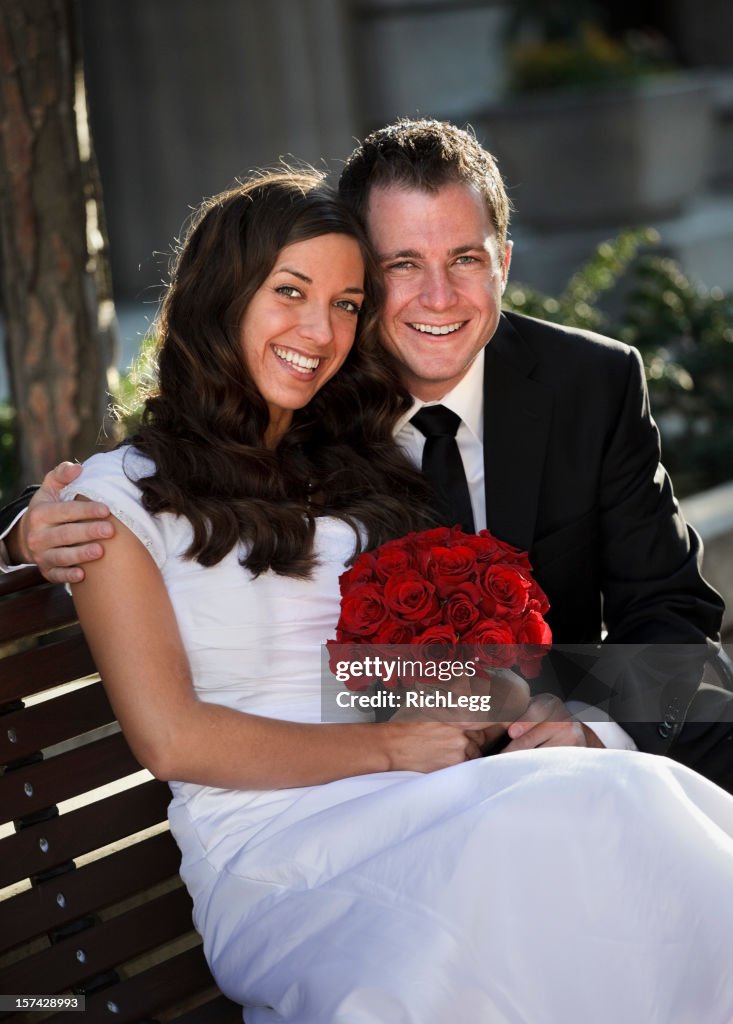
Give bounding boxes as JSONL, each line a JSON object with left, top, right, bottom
{"left": 484, "top": 312, "right": 724, "bottom": 752}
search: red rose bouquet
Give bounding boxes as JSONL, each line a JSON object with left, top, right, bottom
{"left": 327, "top": 526, "right": 552, "bottom": 692}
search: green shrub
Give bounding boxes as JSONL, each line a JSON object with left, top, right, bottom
{"left": 109, "top": 330, "right": 159, "bottom": 435}
{"left": 504, "top": 227, "right": 655, "bottom": 330}
{"left": 504, "top": 231, "right": 733, "bottom": 497}
{"left": 619, "top": 258, "right": 733, "bottom": 496}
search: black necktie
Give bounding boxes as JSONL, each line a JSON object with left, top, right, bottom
{"left": 411, "top": 405, "right": 475, "bottom": 533}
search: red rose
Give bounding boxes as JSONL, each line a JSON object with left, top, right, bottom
{"left": 413, "top": 624, "right": 459, "bottom": 663}
{"left": 339, "top": 553, "right": 377, "bottom": 596}
{"left": 506, "top": 550, "right": 534, "bottom": 572}
{"left": 478, "top": 564, "right": 532, "bottom": 619}
{"left": 516, "top": 608, "right": 552, "bottom": 647}
{"left": 325, "top": 640, "right": 373, "bottom": 690}
{"left": 461, "top": 531, "right": 509, "bottom": 564}
{"left": 410, "top": 526, "right": 469, "bottom": 574}
{"left": 383, "top": 571, "right": 440, "bottom": 623}
{"left": 410, "top": 526, "right": 454, "bottom": 549}
{"left": 338, "top": 583, "right": 389, "bottom": 638}
{"left": 515, "top": 608, "right": 553, "bottom": 678}
{"left": 463, "top": 621, "right": 517, "bottom": 670}
{"left": 374, "top": 620, "right": 419, "bottom": 644}
{"left": 527, "top": 578, "right": 551, "bottom": 616}
{"left": 427, "top": 544, "right": 479, "bottom": 598}
{"left": 444, "top": 589, "right": 481, "bottom": 635}
{"left": 373, "top": 535, "right": 411, "bottom": 555}
{"left": 374, "top": 546, "right": 414, "bottom": 582}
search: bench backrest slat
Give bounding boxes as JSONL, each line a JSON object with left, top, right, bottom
{"left": 0, "top": 731, "right": 140, "bottom": 824}
{"left": 0, "top": 680, "right": 114, "bottom": 762}
{"left": 3, "top": 830, "right": 181, "bottom": 950}
{"left": 55, "top": 946, "right": 220, "bottom": 1024}
{"left": 0, "top": 779, "right": 170, "bottom": 895}
{"left": 2, "top": 887, "right": 195, "bottom": 996}
{"left": 0, "top": 631, "right": 97, "bottom": 703}
{"left": 1, "top": 582, "right": 78, "bottom": 645}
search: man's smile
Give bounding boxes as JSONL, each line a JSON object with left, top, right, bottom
{"left": 409, "top": 321, "right": 466, "bottom": 335}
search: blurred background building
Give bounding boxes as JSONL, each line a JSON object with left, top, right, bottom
{"left": 79, "top": 0, "right": 733, "bottom": 313}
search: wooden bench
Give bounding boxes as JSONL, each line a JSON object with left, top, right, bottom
{"left": 2, "top": 565, "right": 730, "bottom": 1023}
{"left": 0, "top": 568, "right": 242, "bottom": 1023}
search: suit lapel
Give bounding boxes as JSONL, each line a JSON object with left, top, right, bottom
{"left": 482, "top": 314, "right": 553, "bottom": 551}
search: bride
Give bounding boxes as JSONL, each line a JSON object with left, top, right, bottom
{"left": 58, "top": 168, "right": 733, "bottom": 1023}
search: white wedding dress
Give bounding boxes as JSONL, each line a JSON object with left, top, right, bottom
{"left": 67, "top": 449, "right": 733, "bottom": 1024}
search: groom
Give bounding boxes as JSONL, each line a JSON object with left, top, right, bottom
{"left": 2, "top": 119, "right": 730, "bottom": 787}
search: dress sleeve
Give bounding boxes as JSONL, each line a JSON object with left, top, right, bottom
{"left": 61, "top": 448, "right": 167, "bottom": 569}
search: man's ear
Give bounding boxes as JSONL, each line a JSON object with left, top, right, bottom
{"left": 501, "top": 239, "right": 513, "bottom": 294}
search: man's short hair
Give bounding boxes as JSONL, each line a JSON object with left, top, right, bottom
{"left": 338, "top": 118, "right": 511, "bottom": 255}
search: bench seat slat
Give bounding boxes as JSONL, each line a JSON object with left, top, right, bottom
{"left": 0, "top": 681, "right": 114, "bottom": 763}
{"left": 2, "top": 829, "right": 181, "bottom": 951}
{"left": 0, "top": 732, "right": 141, "bottom": 826}
{"left": 0, "top": 887, "right": 196, "bottom": 996}
{"left": 0, "top": 630, "right": 97, "bottom": 704}
{"left": 0, "top": 777, "right": 170, "bottom": 892}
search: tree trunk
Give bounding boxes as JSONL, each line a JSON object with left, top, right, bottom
{"left": 0, "top": 0, "right": 117, "bottom": 488}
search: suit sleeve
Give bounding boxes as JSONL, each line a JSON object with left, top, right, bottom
{"left": 0, "top": 486, "right": 38, "bottom": 535}
{"left": 0, "top": 486, "right": 39, "bottom": 571}
{"left": 596, "top": 347, "right": 724, "bottom": 751}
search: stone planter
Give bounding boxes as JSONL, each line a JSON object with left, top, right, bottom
{"left": 473, "top": 75, "right": 714, "bottom": 229}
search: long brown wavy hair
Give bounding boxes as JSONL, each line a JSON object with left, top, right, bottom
{"left": 129, "top": 168, "right": 437, "bottom": 577}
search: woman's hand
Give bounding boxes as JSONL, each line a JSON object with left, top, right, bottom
{"left": 390, "top": 668, "right": 532, "bottom": 754}
{"left": 380, "top": 720, "right": 491, "bottom": 773}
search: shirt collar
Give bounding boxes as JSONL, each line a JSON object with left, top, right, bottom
{"left": 394, "top": 347, "right": 485, "bottom": 440}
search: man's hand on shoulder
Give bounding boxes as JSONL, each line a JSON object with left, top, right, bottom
{"left": 7, "top": 462, "right": 114, "bottom": 584}
{"left": 501, "top": 693, "right": 606, "bottom": 752}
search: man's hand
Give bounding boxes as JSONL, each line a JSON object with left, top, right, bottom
{"left": 501, "top": 693, "right": 605, "bottom": 752}
{"left": 7, "top": 462, "right": 114, "bottom": 584}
